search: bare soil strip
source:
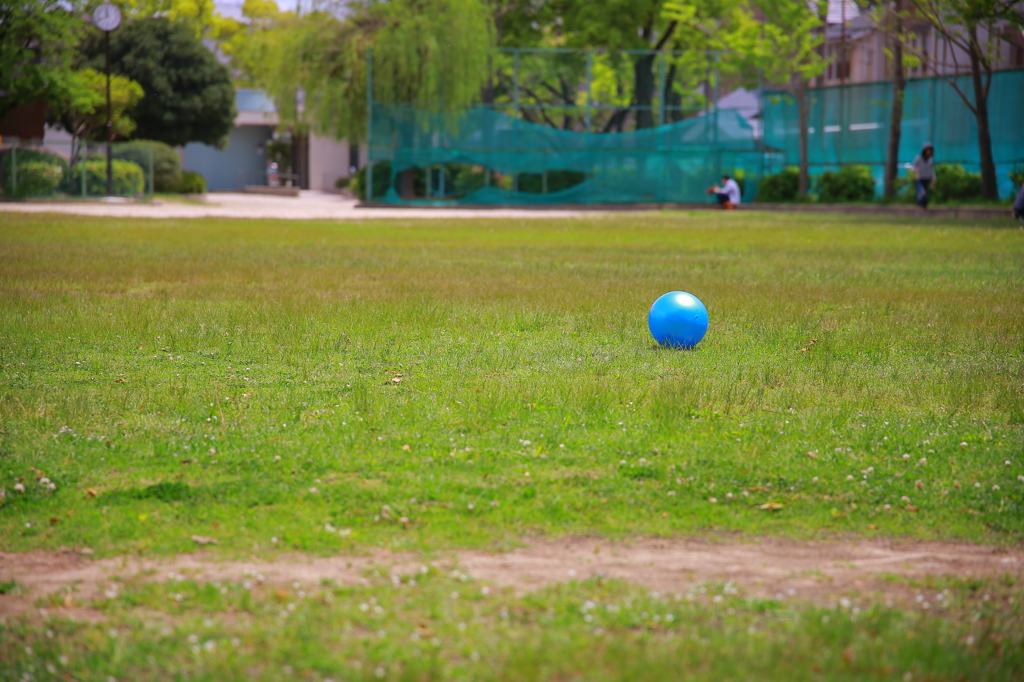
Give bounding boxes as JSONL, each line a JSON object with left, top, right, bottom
{"left": 2, "top": 538, "right": 1022, "bottom": 620}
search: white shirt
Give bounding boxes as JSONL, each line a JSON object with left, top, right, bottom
{"left": 722, "top": 178, "right": 741, "bottom": 205}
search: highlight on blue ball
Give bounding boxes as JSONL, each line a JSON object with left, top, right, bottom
{"left": 648, "top": 291, "right": 709, "bottom": 349}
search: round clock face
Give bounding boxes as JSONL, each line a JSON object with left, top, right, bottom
{"left": 93, "top": 3, "right": 122, "bottom": 32}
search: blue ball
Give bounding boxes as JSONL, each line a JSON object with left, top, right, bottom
{"left": 648, "top": 291, "right": 709, "bottom": 349}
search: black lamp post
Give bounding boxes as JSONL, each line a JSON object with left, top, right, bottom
{"left": 92, "top": 3, "right": 121, "bottom": 196}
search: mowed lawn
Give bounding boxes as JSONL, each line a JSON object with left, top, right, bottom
{"left": 1, "top": 210, "right": 1023, "bottom": 681}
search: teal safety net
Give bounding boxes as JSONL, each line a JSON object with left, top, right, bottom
{"left": 762, "top": 69, "right": 1024, "bottom": 197}
{"left": 369, "top": 106, "right": 763, "bottom": 204}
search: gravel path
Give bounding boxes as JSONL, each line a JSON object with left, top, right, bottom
{"left": 0, "top": 191, "right": 590, "bottom": 220}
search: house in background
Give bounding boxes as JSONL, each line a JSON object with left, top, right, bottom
{"left": 182, "top": 88, "right": 365, "bottom": 192}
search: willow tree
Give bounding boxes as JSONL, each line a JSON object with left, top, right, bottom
{"left": 252, "top": 0, "right": 494, "bottom": 144}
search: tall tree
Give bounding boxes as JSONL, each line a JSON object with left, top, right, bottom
{"left": 247, "top": 0, "right": 494, "bottom": 143}
{"left": 559, "top": 0, "right": 680, "bottom": 130}
{"left": 882, "top": 0, "right": 908, "bottom": 199}
{"left": 906, "top": 0, "right": 1024, "bottom": 199}
{"left": 731, "top": 0, "right": 829, "bottom": 196}
{"left": 0, "top": 0, "right": 85, "bottom": 120}
{"left": 83, "top": 17, "right": 236, "bottom": 147}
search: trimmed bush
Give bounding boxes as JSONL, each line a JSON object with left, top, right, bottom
{"left": 1, "top": 148, "right": 70, "bottom": 198}
{"left": 83, "top": 159, "right": 145, "bottom": 196}
{"left": 113, "top": 141, "right": 181, "bottom": 192}
{"left": 10, "top": 162, "right": 64, "bottom": 197}
{"left": 756, "top": 167, "right": 800, "bottom": 202}
{"left": 896, "top": 163, "right": 983, "bottom": 204}
{"left": 177, "top": 170, "right": 206, "bottom": 194}
{"left": 816, "top": 164, "right": 875, "bottom": 203}
{"left": 932, "top": 164, "right": 982, "bottom": 203}
{"left": 334, "top": 176, "right": 351, "bottom": 189}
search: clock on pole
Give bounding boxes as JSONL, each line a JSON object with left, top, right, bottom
{"left": 92, "top": 4, "right": 121, "bottom": 195}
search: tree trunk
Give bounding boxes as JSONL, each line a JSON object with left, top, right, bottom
{"left": 797, "top": 79, "right": 810, "bottom": 197}
{"left": 665, "top": 64, "right": 682, "bottom": 123}
{"left": 633, "top": 53, "right": 656, "bottom": 130}
{"left": 968, "top": 26, "right": 998, "bottom": 200}
{"left": 884, "top": 0, "right": 906, "bottom": 198}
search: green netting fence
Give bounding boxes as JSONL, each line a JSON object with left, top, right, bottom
{"left": 762, "top": 69, "right": 1024, "bottom": 198}
{"left": 369, "top": 106, "right": 765, "bottom": 205}
{"left": 367, "top": 47, "right": 770, "bottom": 205}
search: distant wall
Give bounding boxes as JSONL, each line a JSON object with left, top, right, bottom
{"left": 182, "top": 125, "right": 273, "bottom": 191}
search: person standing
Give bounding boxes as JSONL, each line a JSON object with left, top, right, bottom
{"left": 911, "top": 143, "right": 936, "bottom": 214}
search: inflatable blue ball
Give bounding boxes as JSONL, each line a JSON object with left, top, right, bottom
{"left": 648, "top": 291, "right": 709, "bottom": 349}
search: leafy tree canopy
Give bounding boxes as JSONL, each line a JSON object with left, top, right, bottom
{"left": 54, "top": 69, "right": 144, "bottom": 153}
{"left": 239, "top": 0, "right": 493, "bottom": 142}
{"left": 84, "top": 17, "right": 236, "bottom": 147}
{"left": 0, "top": 0, "right": 86, "bottom": 120}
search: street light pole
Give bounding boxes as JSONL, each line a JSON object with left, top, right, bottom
{"left": 92, "top": 3, "right": 121, "bottom": 196}
{"left": 106, "top": 30, "right": 113, "bottom": 196}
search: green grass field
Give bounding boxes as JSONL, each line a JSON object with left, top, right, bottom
{"left": 1, "top": 211, "right": 1023, "bottom": 680}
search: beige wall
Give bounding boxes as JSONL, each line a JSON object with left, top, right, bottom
{"left": 309, "top": 135, "right": 358, "bottom": 191}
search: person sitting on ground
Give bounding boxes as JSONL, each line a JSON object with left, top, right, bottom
{"left": 911, "top": 143, "right": 936, "bottom": 214}
{"left": 707, "top": 174, "right": 741, "bottom": 209}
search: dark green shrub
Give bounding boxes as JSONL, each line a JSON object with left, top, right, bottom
{"left": 334, "top": 176, "right": 351, "bottom": 189}
{"left": 113, "top": 140, "right": 181, "bottom": 192}
{"left": 83, "top": 159, "right": 145, "bottom": 196}
{"left": 518, "top": 170, "right": 586, "bottom": 194}
{"left": 815, "top": 164, "right": 875, "bottom": 203}
{"left": 9, "top": 162, "right": 64, "bottom": 197}
{"left": 351, "top": 161, "right": 393, "bottom": 200}
{"left": 756, "top": 167, "right": 800, "bottom": 202}
{"left": 895, "top": 164, "right": 983, "bottom": 204}
{"left": 0, "top": 148, "right": 69, "bottom": 198}
{"left": 932, "top": 164, "right": 982, "bottom": 203}
{"left": 1008, "top": 166, "right": 1023, "bottom": 194}
{"left": 177, "top": 170, "right": 206, "bottom": 194}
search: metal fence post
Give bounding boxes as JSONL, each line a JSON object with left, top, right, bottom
{"left": 366, "top": 47, "right": 374, "bottom": 202}
{"left": 81, "top": 143, "right": 87, "bottom": 197}
{"left": 148, "top": 142, "right": 154, "bottom": 197}
{"left": 658, "top": 52, "right": 666, "bottom": 126}
{"left": 585, "top": 50, "right": 592, "bottom": 133}
{"left": 11, "top": 144, "right": 16, "bottom": 198}
{"left": 513, "top": 49, "right": 520, "bottom": 193}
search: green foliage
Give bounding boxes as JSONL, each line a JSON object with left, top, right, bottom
{"left": 815, "top": 165, "right": 876, "bottom": 203}
{"left": 0, "top": 0, "right": 85, "bottom": 119}
{"left": 0, "top": 148, "right": 69, "bottom": 198}
{"left": 1009, "top": 166, "right": 1024, "bottom": 192}
{"left": 82, "top": 159, "right": 145, "bottom": 196}
{"left": 55, "top": 69, "right": 144, "bottom": 146}
{"left": 756, "top": 167, "right": 800, "bottom": 202}
{"left": 351, "top": 162, "right": 393, "bottom": 200}
{"left": 177, "top": 170, "right": 206, "bottom": 194}
{"left": 334, "top": 176, "right": 351, "bottom": 190}
{"left": 113, "top": 141, "right": 180, "bottom": 193}
{"left": 250, "top": 0, "right": 493, "bottom": 142}
{"left": 3, "top": 162, "right": 63, "bottom": 198}
{"left": 931, "top": 164, "right": 983, "bottom": 203}
{"left": 518, "top": 170, "right": 587, "bottom": 194}
{"left": 85, "top": 17, "right": 235, "bottom": 148}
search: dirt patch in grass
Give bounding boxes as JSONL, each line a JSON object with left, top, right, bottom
{"left": 1, "top": 538, "right": 1021, "bottom": 620}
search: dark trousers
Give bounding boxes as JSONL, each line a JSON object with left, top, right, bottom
{"left": 716, "top": 193, "right": 730, "bottom": 205}
{"left": 915, "top": 179, "right": 932, "bottom": 208}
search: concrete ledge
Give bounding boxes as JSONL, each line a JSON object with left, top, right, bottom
{"left": 244, "top": 185, "right": 300, "bottom": 197}
{"left": 357, "top": 200, "right": 1015, "bottom": 220}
